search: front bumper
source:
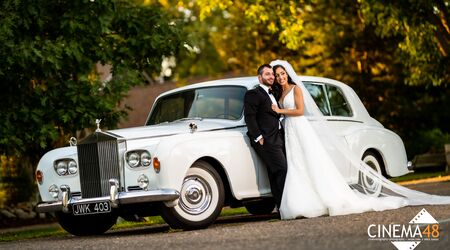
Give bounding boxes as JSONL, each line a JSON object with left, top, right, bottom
{"left": 36, "top": 188, "right": 179, "bottom": 213}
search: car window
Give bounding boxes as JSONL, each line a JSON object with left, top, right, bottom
{"left": 304, "top": 83, "right": 331, "bottom": 115}
{"left": 304, "top": 82, "right": 352, "bottom": 117}
{"left": 147, "top": 86, "right": 247, "bottom": 125}
{"left": 327, "top": 85, "right": 352, "bottom": 116}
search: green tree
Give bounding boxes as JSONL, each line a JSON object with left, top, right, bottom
{"left": 0, "top": 0, "right": 184, "bottom": 204}
{"left": 163, "top": 0, "right": 313, "bottom": 77}
{"left": 359, "top": 0, "right": 449, "bottom": 86}
{"left": 166, "top": 0, "right": 448, "bottom": 157}
{"left": 357, "top": 0, "right": 450, "bottom": 156}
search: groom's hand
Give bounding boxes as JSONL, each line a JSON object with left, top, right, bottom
{"left": 259, "top": 138, "right": 264, "bottom": 145}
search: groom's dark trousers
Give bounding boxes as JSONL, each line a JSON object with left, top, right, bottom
{"left": 244, "top": 86, "right": 288, "bottom": 208}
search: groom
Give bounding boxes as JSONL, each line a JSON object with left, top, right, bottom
{"left": 244, "top": 63, "right": 288, "bottom": 210}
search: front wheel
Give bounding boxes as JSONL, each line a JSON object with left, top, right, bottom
{"left": 56, "top": 212, "right": 118, "bottom": 236}
{"left": 161, "top": 161, "right": 225, "bottom": 230}
{"left": 359, "top": 151, "right": 385, "bottom": 196}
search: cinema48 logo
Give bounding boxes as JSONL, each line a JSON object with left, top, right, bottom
{"left": 367, "top": 208, "right": 440, "bottom": 250}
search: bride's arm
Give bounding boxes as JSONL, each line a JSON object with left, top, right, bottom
{"left": 272, "top": 86, "right": 304, "bottom": 116}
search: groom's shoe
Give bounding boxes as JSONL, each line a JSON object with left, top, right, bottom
{"left": 273, "top": 207, "right": 281, "bottom": 219}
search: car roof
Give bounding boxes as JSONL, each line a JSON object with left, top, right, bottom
{"left": 150, "top": 75, "right": 379, "bottom": 127}
{"left": 157, "top": 75, "right": 351, "bottom": 97}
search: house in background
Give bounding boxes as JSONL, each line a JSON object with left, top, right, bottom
{"left": 117, "top": 82, "right": 177, "bottom": 128}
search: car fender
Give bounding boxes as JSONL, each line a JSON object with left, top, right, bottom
{"left": 154, "top": 130, "right": 261, "bottom": 200}
{"left": 36, "top": 146, "right": 81, "bottom": 202}
{"left": 344, "top": 127, "right": 409, "bottom": 177}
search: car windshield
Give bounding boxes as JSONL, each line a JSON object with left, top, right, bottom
{"left": 146, "top": 86, "right": 247, "bottom": 125}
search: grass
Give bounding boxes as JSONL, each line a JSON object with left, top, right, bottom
{"left": 0, "top": 226, "right": 67, "bottom": 242}
{"left": 111, "top": 215, "right": 165, "bottom": 231}
{"left": 390, "top": 169, "right": 450, "bottom": 183}
{"left": 0, "top": 207, "right": 250, "bottom": 242}
{"left": 220, "top": 207, "right": 248, "bottom": 217}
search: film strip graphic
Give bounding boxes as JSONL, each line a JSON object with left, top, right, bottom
{"left": 391, "top": 208, "right": 439, "bottom": 250}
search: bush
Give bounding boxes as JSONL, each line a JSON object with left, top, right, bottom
{"left": 0, "top": 155, "right": 35, "bottom": 207}
{"left": 409, "top": 128, "right": 450, "bottom": 155}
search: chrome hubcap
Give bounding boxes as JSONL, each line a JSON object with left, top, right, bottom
{"left": 179, "top": 176, "right": 211, "bottom": 215}
{"left": 185, "top": 185, "right": 203, "bottom": 204}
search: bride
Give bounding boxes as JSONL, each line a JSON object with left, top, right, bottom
{"left": 269, "top": 60, "right": 450, "bottom": 220}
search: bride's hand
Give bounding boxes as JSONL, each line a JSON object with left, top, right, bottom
{"left": 272, "top": 104, "right": 280, "bottom": 113}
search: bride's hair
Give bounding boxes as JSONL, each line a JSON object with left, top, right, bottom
{"left": 273, "top": 65, "right": 295, "bottom": 85}
{"left": 272, "top": 64, "right": 296, "bottom": 100}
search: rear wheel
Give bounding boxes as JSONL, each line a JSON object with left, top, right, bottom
{"left": 359, "top": 151, "right": 385, "bottom": 196}
{"left": 56, "top": 212, "right": 117, "bottom": 236}
{"left": 245, "top": 199, "right": 275, "bottom": 215}
{"left": 161, "top": 161, "right": 225, "bottom": 230}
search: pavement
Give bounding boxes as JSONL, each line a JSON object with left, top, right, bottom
{"left": 1, "top": 175, "right": 449, "bottom": 235}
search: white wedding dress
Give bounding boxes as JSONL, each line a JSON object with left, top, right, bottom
{"left": 273, "top": 59, "right": 450, "bottom": 220}
{"left": 278, "top": 87, "right": 410, "bottom": 219}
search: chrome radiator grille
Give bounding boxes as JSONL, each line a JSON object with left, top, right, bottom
{"left": 77, "top": 133, "right": 120, "bottom": 198}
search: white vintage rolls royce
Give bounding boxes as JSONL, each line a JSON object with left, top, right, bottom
{"left": 35, "top": 76, "right": 410, "bottom": 235}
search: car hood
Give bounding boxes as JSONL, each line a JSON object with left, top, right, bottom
{"left": 105, "top": 119, "right": 244, "bottom": 140}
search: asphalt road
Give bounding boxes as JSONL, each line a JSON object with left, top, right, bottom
{"left": 1, "top": 182, "right": 449, "bottom": 250}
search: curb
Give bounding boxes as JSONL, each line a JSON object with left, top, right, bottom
{"left": 396, "top": 175, "right": 450, "bottom": 186}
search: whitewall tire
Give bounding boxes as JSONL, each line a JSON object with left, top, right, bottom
{"left": 359, "top": 151, "right": 385, "bottom": 197}
{"left": 161, "top": 161, "right": 225, "bottom": 230}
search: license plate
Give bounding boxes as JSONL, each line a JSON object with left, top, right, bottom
{"left": 72, "top": 201, "right": 111, "bottom": 215}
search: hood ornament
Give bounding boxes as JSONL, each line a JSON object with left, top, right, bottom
{"left": 189, "top": 122, "right": 197, "bottom": 133}
{"left": 69, "top": 137, "right": 77, "bottom": 146}
{"left": 95, "top": 119, "right": 102, "bottom": 132}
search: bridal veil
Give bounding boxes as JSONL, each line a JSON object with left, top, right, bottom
{"left": 269, "top": 59, "right": 450, "bottom": 206}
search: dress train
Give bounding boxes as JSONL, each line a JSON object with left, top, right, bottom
{"left": 279, "top": 87, "right": 407, "bottom": 220}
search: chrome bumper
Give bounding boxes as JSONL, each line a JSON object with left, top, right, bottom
{"left": 407, "top": 160, "right": 414, "bottom": 171}
{"left": 36, "top": 188, "right": 179, "bottom": 213}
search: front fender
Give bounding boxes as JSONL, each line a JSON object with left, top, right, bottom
{"left": 154, "top": 130, "right": 261, "bottom": 200}
{"left": 36, "top": 146, "right": 81, "bottom": 202}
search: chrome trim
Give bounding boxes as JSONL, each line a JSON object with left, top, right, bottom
{"left": 189, "top": 122, "right": 198, "bottom": 133}
{"left": 109, "top": 179, "right": 119, "bottom": 208}
{"left": 116, "top": 125, "right": 247, "bottom": 142}
{"left": 95, "top": 118, "right": 102, "bottom": 132}
{"left": 326, "top": 119, "right": 363, "bottom": 123}
{"left": 60, "top": 185, "right": 70, "bottom": 212}
{"left": 179, "top": 176, "right": 211, "bottom": 215}
{"left": 36, "top": 189, "right": 179, "bottom": 213}
{"left": 407, "top": 161, "right": 414, "bottom": 171}
{"left": 69, "top": 137, "right": 77, "bottom": 146}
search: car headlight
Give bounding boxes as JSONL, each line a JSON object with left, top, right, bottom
{"left": 48, "top": 184, "right": 59, "bottom": 198}
{"left": 137, "top": 174, "right": 149, "bottom": 189}
{"left": 68, "top": 160, "right": 78, "bottom": 174}
{"left": 140, "top": 151, "right": 152, "bottom": 167}
{"left": 55, "top": 161, "right": 68, "bottom": 176}
{"left": 126, "top": 150, "right": 152, "bottom": 168}
{"left": 127, "top": 152, "right": 140, "bottom": 168}
{"left": 54, "top": 159, "right": 77, "bottom": 176}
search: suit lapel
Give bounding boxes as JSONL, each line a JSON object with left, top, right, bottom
{"left": 257, "top": 86, "right": 279, "bottom": 114}
{"left": 257, "top": 86, "right": 271, "bottom": 103}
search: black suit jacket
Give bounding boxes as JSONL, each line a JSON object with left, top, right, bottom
{"left": 244, "top": 86, "right": 283, "bottom": 146}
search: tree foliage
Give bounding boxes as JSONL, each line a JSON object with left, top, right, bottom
{"left": 165, "top": 0, "right": 449, "bottom": 157}
{"left": 359, "top": 0, "right": 450, "bottom": 86}
{"left": 0, "top": 0, "right": 184, "bottom": 203}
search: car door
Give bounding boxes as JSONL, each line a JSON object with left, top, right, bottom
{"left": 303, "top": 81, "right": 354, "bottom": 180}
